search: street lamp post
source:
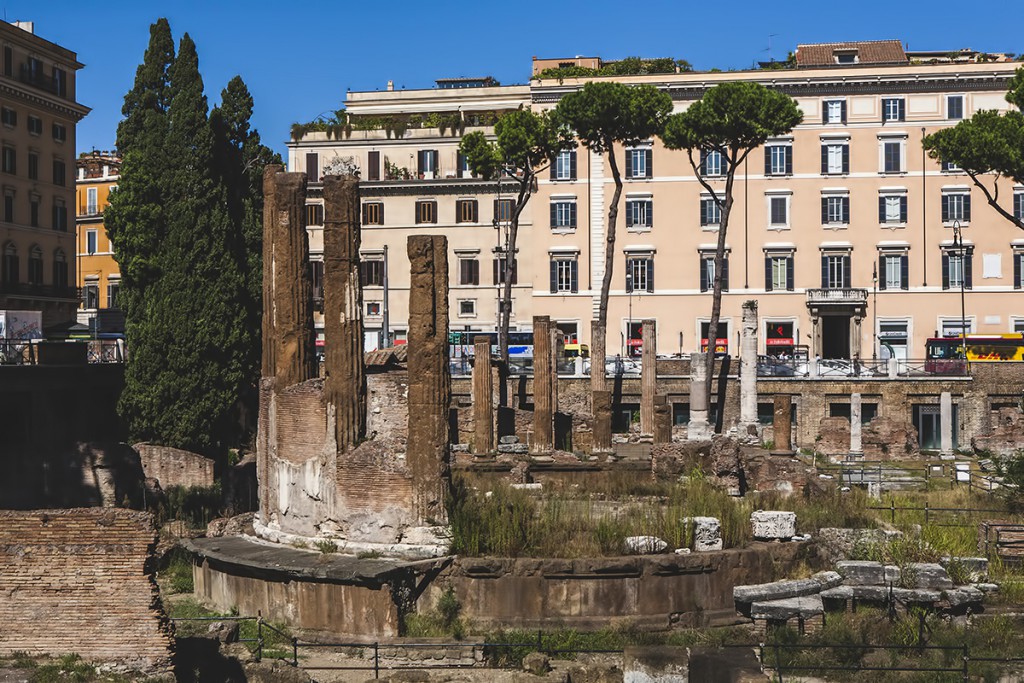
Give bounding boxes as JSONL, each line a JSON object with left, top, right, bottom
{"left": 951, "top": 220, "right": 968, "bottom": 366}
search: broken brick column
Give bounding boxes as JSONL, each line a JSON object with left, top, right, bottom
{"left": 407, "top": 235, "right": 452, "bottom": 525}
{"left": 532, "top": 315, "right": 554, "bottom": 453}
{"left": 773, "top": 394, "right": 794, "bottom": 454}
{"left": 654, "top": 394, "right": 672, "bottom": 444}
{"left": 323, "top": 175, "right": 366, "bottom": 450}
{"left": 592, "top": 390, "right": 613, "bottom": 455}
{"left": 260, "top": 165, "right": 279, "bottom": 378}
{"left": 472, "top": 336, "right": 494, "bottom": 455}
{"left": 640, "top": 319, "right": 657, "bottom": 437}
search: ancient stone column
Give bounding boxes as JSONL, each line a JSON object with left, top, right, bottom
{"left": 472, "top": 336, "right": 494, "bottom": 454}
{"left": 323, "top": 175, "right": 366, "bottom": 451}
{"left": 940, "top": 391, "right": 954, "bottom": 456}
{"left": 688, "top": 351, "right": 712, "bottom": 440}
{"left": 849, "top": 392, "right": 863, "bottom": 458}
{"left": 407, "top": 235, "right": 452, "bottom": 524}
{"left": 773, "top": 394, "right": 793, "bottom": 453}
{"left": 267, "top": 168, "right": 316, "bottom": 387}
{"left": 260, "top": 165, "right": 280, "bottom": 379}
{"left": 532, "top": 316, "right": 554, "bottom": 453}
{"left": 654, "top": 394, "right": 672, "bottom": 445}
{"left": 591, "top": 319, "right": 606, "bottom": 393}
{"left": 740, "top": 301, "right": 759, "bottom": 433}
{"left": 640, "top": 319, "right": 657, "bottom": 437}
{"left": 592, "top": 389, "right": 613, "bottom": 454}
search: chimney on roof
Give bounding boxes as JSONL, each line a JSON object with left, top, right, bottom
{"left": 387, "top": 80, "right": 394, "bottom": 91}
{"left": 12, "top": 21, "right": 34, "bottom": 34}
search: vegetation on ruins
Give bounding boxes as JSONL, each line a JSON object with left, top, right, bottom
{"left": 533, "top": 56, "right": 692, "bottom": 81}
{"left": 660, "top": 82, "right": 802, "bottom": 423}
{"left": 106, "top": 19, "right": 280, "bottom": 456}
{"left": 551, "top": 82, "right": 673, "bottom": 390}
{"left": 922, "top": 65, "right": 1024, "bottom": 230}
{"left": 459, "top": 110, "right": 569, "bottom": 383}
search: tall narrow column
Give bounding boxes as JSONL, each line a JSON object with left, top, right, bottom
{"left": 688, "top": 351, "right": 712, "bottom": 440}
{"left": 532, "top": 316, "right": 554, "bottom": 453}
{"left": 592, "top": 390, "right": 613, "bottom": 455}
{"left": 773, "top": 395, "right": 793, "bottom": 454}
{"left": 260, "top": 165, "right": 281, "bottom": 379}
{"left": 849, "top": 392, "right": 863, "bottom": 458}
{"left": 270, "top": 170, "right": 316, "bottom": 387}
{"left": 407, "top": 235, "right": 451, "bottom": 524}
{"left": 591, "top": 319, "right": 606, "bottom": 393}
{"left": 472, "top": 336, "right": 494, "bottom": 455}
{"left": 323, "top": 175, "right": 366, "bottom": 450}
{"left": 740, "top": 301, "right": 759, "bottom": 434}
{"left": 640, "top": 319, "right": 657, "bottom": 437}
{"left": 653, "top": 394, "right": 672, "bottom": 444}
{"left": 940, "top": 391, "right": 954, "bottom": 456}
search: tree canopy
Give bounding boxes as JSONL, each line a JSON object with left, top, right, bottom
{"left": 922, "top": 67, "right": 1024, "bottom": 230}
{"left": 106, "top": 20, "right": 279, "bottom": 455}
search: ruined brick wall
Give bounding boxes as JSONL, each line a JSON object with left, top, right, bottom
{"left": 0, "top": 509, "right": 173, "bottom": 673}
{"left": 134, "top": 443, "right": 214, "bottom": 489}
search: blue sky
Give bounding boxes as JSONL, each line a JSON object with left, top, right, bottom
{"left": 8, "top": 0, "right": 1021, "bottom": 159}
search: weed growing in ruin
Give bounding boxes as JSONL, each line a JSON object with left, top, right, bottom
{"left": 314, "top": 540, "right": 338, "bottom": 554}
{"left": 403, "top": 586, "right": 465, "bottom": 639}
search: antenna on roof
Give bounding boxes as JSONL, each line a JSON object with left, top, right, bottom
{"left": 764, "top": 33, "right": 780, "bottom": 61}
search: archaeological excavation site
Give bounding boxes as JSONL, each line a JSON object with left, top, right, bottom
{"left": 6, "top": 169, "right": 1024, "bottom": 682}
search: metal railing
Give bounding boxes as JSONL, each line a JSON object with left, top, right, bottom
{"left": 0, "top": 340, "right": 35, "bottom": 365}
{"left": 757, "top": 356, "right": 970, "bottom": 378}
{"left": 169, "top": 613, "right": 297, "bottom": 665}
{"left": 806, "top": 288, "right": 869, "bottom": 304}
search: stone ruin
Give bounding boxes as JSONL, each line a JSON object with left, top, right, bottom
{"left": 255, "top": 166, "right": 450, "bottom": 557}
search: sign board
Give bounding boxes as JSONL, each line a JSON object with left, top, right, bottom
{"left": 0, "top": 310, "right": 43, "bottom": 340}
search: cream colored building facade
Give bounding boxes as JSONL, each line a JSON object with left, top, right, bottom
{"left": 289, "top": 49, "right": 1024, "bottom": 361}
{"left": 0, "top": 20, "right": 88, "bottom": 328}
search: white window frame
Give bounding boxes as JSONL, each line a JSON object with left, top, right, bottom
{"left": 551, "top": 196, "right": 577, "bottom": 233}
{"left": 882, "top": 252, "right": 903, "bottom": 289}
{"left": 824, "top": 99, "right": 845, "bottom": 124}
{"left": 86, "top": 187, "right": 98, "bottom": 215}
{"left": 627, "top": 145, "right": 650, "bottom": 179}
{"left": 882, "top": 98, "right": 904, "bottom": 122}
{"left": 766, "top": 190, "right": 791, "bottom": 230}
{"left": 703, "top": 149, "right": 723, "bottom": 177}
{"left": 766, "top": 143, "right": 791, "bottom": 175}
{"left": 822, "top": 138, "right": 849, "bottom": 175}
{"left": 457, "top": 299, "right": 477, "bottom": 318}
{"left": 822, "top": 190, "right": 850, "bottom": 226}
{"left": 946, "top": 94, "right": 965, "bottom": 121}
{"left": 366, "top": 301, "right": 382, "bottom": 317}
{"left": 554, "top": 257, "right": 576, "bottom": 293}
{"left": 943, "top": 190, "right": 970, "bottom": 225}
{"left": 701, "top": 194, "right": 721, "bottom": 229}
{"left": 555, "top": 150, "right": 574, "bottom": 180}
{"left": 626, "top": 196, "right": 653, "bottom": 232}
{"left": 769, "top": 255, "right": 791, "bottom": 290}
{"left": 878, "top": 135, "right": 906, "bottom": 174}
{"left": 626, "top": 255, "right": 652, "bottom": 293}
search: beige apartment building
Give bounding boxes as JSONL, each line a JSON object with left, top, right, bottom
{"left": 288, "top": 42, "right": 1024, "bottom": 361}
{"left": 0, "top": 20, "right": 88, "bottom": 328}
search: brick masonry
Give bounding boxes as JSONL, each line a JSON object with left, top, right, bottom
{"left": 134, "top": 443, "right": 214, "bottom": 489}
{"left": 0, "top": 508, "right": 173, "bottom": 674}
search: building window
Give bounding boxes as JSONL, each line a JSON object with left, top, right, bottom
{"left": 699, "top": 253, "right": 729, "bottom": 292}
{"left": 823, "top": 99, "right": 847, "bottom": 124}
{"left": 52, "top": 199, "right": 67, "bottom": 231}
{"left": 27, "top": 152, "right": 37, "bottom": 180}
{"left": 1014, "top": 250, "right": 1024, "bottom": 289}
{"left": 458, "top": 299, "right": 477, "bottom": 317}
{"left": 26, "top": 245, "right": 42, "bottom": 285}
{"left": 947, "top": 95, "right": 965, "bottom": 120}
{"left": 764, "top": 144, "right": 792, "bottom": 176}
{"left": 310, "top": 260, "right": 323, "bottom": 303}
{"left": 86, "top": 187, "right": 98, "bottom": 215}
{"left": 549, "top": 255, "right": 579, "bottom": 293}
{"left": 1014, "top": 191, "right": 1023, "bottom": 223}
{"left": 494, "top": 198, "right": 513, "bottom": 224}
{"left": 879, "top": 193, "right": 908, "bottom": 225}
{"left": 53, "top": 249, "right": 67, "bottom": 289}
{"left": 821, "top": 253, "right": 851, "bottom": 289}
{"left": 458, "top": 256, "right": 480, "bottom": 285}
{"left": 82, "top": 283, "right": 99, "bottom": 310}
{"left": 366, "top": 301, "right": 382, "bottom": 317}
{"left": 882, "top": 98, "right": 905, "bottom": 122}
{"left": 2, "top": 242, "right": 17, "bottom": 284}
{"left": 29, "top": 195, "right": 39, "bottom": 227}
{"left": 881, "top": 139, "right": 903, "bottom": 173}
{"left": 764, "top": 253, "right": 794, "bottom": 291}
{"left": 878, "top": 252, "right": 908, "bottom": 290}
{"left": 625, "top": 255, "right": 654, "bottom": 293}
{"left": 942, "top": 191, "right": 971, "bottom": 223}
{"left": 493, "top": 254, "right": 518, "bottom": 285}
{"left": 3, "top": 191, "right": 13, "bottom": 222}
{"left": 553, "top": 149, "right": 576, "bottom": 181}
{"left": 2, "top": 47, "right": 10, "bottom": 78}
{"left": 86, "top": 229, "right": 98, "bottom": 255}
{"left": 107, "top": 281, "right": 120, "bottom": 309}
{"left": 821, "top": 195, "right": 850, "bottom": 225}
{"left": 942, "top": 248, "right": 973, "bottom": 290}
{"left": 52, "top": 123, "right": 66, "bottom": 142}
{"left": 821, "top": 141, "right": 849, "bottom": 174}
{"left": 52, "top": 158, "right": 65, "bottom": 186}
{"left": 53, "top": 67, "right": 67, "bottom": 98}
{"left": 700, "top": 195, "right": 721, "bottom": 227}
{"left": 1, "top": 107, "right": 15, "bottom": 127}
{"left": 27, "top": 116, "right": 41, "bottom": 136}
{"left": 415, "top": 199, "right": 437, "bottom": 224}
{"left": 305, "top": 203, "right": 323, "bottom": 226}
{"left": 417, "top": 149, "right": 439, "bottom": 177}
{"left": 626, "top": 146, "right": 652, "bottom": 179}
{"left": 456, "top": 199, "right": 478, "bottom": 224}
{"left": 768, "top": 194, "right": 789, "bottom": 227}
{"left": 360, "top": 259, "right": 385, "bottom": 287}
{"left": 625, "top": 198, "right": 653, "bottom": 230}
{"left": 550, "top": 199, "right": 577, "bottom": 231}
{"left": 2, "top": 146, "right": 15, "bottom": 174}
{"left": 362, "top": 201, "right": 383, "bottom": 225}
{"left": 700, "top": 149, "right": 724, "bottom": 177}
{"left": 942, "top": 158, "right": 961, "bottom": 173}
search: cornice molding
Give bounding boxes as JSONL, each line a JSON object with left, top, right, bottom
{"left": 0, "top": 81, "right": 90, "bottom": 121}
{"left": 307, "top": 178, "right": 516, "bottom": 199}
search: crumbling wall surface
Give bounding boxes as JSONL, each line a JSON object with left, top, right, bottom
{"left": 366, "top": 371, "right": 409, "bottom": 453}
{"left": 0, "top": 509, "right": 173, "bottom": 674}
{"left": 973, "top": 406, "right": 1024, "bottom": 456}
{"left": 134, "top": 442, "right": 214, "bottom": 489}
{"left": 863, "top": 416, "right": 918, "bottom": 459}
